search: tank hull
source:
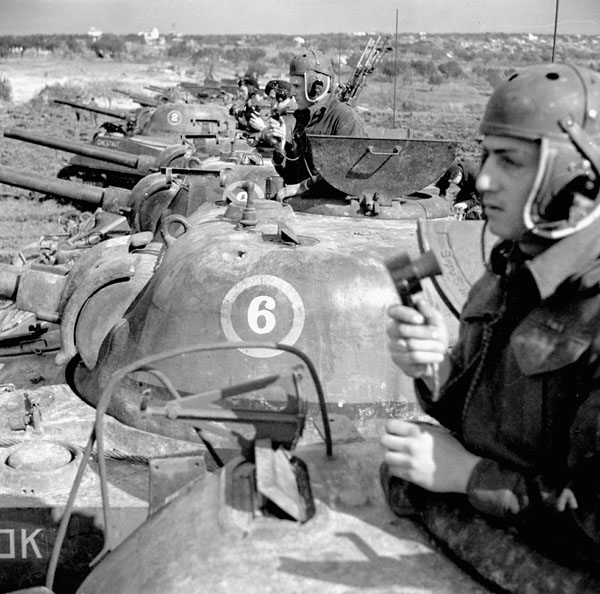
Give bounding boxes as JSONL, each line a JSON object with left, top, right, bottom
{"left": 76, "top": 439, "right": 488, "bottom": 594}
{"left": 0, "top": 384, "right": 203, "bottom": 593}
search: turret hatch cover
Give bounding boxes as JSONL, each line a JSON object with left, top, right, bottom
{"left": 417, "top": 219, "right": 495, "bottom": 318}
{"left": 308, "top": 135, "right": 459, "bottom": 197}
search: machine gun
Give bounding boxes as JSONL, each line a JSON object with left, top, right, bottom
{"left": 336, "top": 36, "right": 393, "bottom": 107}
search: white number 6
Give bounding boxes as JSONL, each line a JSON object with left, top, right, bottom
{"left": 247, "top": 296, "right": 276, "bottom": 334}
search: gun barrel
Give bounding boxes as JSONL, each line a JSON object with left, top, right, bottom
{"left": 113, "top": 89, "right": 160, "bottom": 108}
{"left": 0, "top": 165, "right": 130, "bottom": 210}
{"left": 53, "top": 98, "right": 130, "bottom": 120}
{"left": 3, "top": 128, "right": 158, "bottom": 172}
{"left": 145, "top": 85, "right": 169, "bottom": 93}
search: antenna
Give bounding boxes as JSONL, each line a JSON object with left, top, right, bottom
{"left": 552, "top": 0, "right": 560, "bottom": 62}
{"left": 393, "top": 8, "right": 399, "bottom": 128}
{"left": 338, "top": 33, "right": 342, "bottom": 80}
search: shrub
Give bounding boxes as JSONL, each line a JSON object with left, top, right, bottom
{"left": 410, "top": 60, "right": 438, "bottom": 79}
{"left": 276, "top": 51, "right": 295, "bottom": 69}
{"left": 472, "top": 65, "right": 504, "bottom": 89}
{"left": 438, "top": 60, "right": 465, "bottom": 79}
{"left": 428, "top": 72, "right": 444, "bottom": 86}
{"left": 246, "top": 60, "right": 268, "bottom": 78}
{"left": 0, "top": 76, "right": 12, "bottom": 102}
{"left": 92, "top": 34, "right": 126, "bottom": 59}
{"left": 27, "top": 81, "right": 87, "bottom": 109}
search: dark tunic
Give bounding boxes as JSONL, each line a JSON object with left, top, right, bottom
{"left": 272, "top": 92, "right": 366, "bottom": 198}
{"left": 417, "top": 218, "right": 600, "bottom": 558}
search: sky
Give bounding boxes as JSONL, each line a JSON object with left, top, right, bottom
{"left": 0, "top": 0, "right": 598, "bottom": 36}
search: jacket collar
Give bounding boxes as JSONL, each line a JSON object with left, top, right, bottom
{"left": 463, "top": 218, "right": 600, "bottom": 319}
{"left": 525, "top": 217, "right": 600, "bottom": 300}
{"left": 294, "top": 92, "right": 336, "bottom": 125}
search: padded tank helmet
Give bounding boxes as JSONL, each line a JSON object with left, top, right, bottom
{"left": 265, "top": 79, "right": 292, "bottom": 102}
{"left": 480, "top": 63, "right": 600, "bottom": 239}
{"left": 289, "top": 49, "right": 335, "bottom": 102}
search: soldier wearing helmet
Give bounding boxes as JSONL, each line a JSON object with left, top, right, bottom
{"left": 381, "top": 63, "right": 600, "bottom": 577}
{"left": 435, "top": 159, "right": 482, "bottom": 220}
{"left": 260, "top": 49, "right": 366, "bottom": 201}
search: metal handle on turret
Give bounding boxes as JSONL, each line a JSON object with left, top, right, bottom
{"left": 365, "top": 145, "right": 403, "bottom": 156}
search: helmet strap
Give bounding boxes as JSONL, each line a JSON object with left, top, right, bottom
{"left": 523, "top": 138, "right": 551, "bottom": 235}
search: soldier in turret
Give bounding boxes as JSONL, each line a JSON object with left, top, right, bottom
{"left": 435, "top": 159, "right": 482, "bottom": 219}
{"left": 259, "top": 49, "right": 367, "bottom": 201}
{"left": 381, "top": 63, "right": 600, "bottom": 573}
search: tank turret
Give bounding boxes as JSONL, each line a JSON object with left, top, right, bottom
{"left": 138, "top": 102, "right": 233, "bottom": 139}
{"left": 5, "top": 119, "right": 257, "bottom": 189}
{"left": 53, "top": 97, "right": 236, "bottom": 142}
{"left": 54, "top": 135, "right": 483, "bottom": 437}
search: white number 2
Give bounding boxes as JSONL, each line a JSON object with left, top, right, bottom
{"left": 247, "top": 296, "right": 276, "bottom": 334}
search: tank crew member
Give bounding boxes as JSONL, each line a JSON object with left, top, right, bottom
{"left": 435, "top": 159, "right": 482, "bottom": 219}
{"left": 260, "top": 49, "right": 367, "bottom": 201}
{"left": 381, "top": 63, "right": 600, "bottom": 569}
{"left": 229, "top": 75, "right": 263, "bottom": 132}
{"left": 89, "top": 96, "right": 99, "bottom": 127}
{"left": 245, "top": 79, "right": 295, "bottom": 138}
{"left": 264, "top": 79, "right": 295, "bottom": 116}
{"left": 265, "top": 79, "right": 291, "bottom": 101}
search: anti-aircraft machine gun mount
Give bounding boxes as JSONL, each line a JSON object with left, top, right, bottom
{"left": 336, "top": 35, "right": 394, "bottom": 107}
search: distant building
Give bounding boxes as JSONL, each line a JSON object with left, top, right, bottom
{"left": 138, "top": 27, "right": 161, "bottom": 45}
{"left": 87, "top": 27, "right": 102, "bottom": 41}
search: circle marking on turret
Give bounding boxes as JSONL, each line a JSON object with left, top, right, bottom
{"left": 220, "top": 275, "right": 305, "bottom": 358}
{"left": 167, "top": 110, "right": 182, "bottom": 125}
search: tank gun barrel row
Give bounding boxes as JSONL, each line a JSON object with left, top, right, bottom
{"left": 3, "top": 128, "right": 159, "bottom": 172}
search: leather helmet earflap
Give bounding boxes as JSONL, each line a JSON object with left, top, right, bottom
{"left": 308, "top": 76, "right": 324, "bottom": 100}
